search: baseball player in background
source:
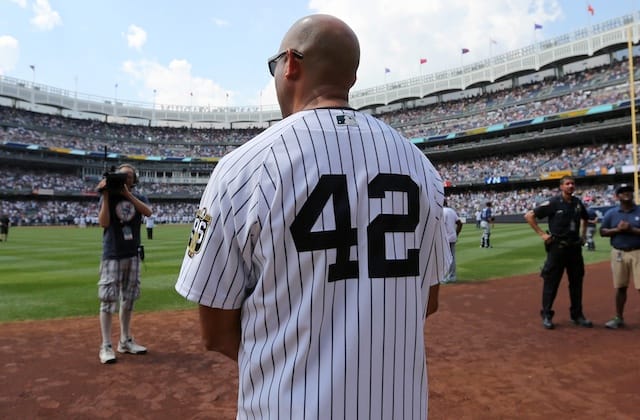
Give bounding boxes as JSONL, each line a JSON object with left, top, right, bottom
{"left": 175, "top": 14, "right": 450, "bottom": 420}
{"left": 585, "top": 201, "right": 598, "bottom": 251}
{"left": 480, "top": 201, "right": 494, "bottom": 248}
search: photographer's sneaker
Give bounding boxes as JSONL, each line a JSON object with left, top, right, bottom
{"left": 117, "top": 337, "right": 147, "bottom": 354}
{"left": 99, "top": 344, "right": 117, "bottom": 364}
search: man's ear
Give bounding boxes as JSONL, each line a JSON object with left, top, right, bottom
{"left": 283, "top": 49, "right": 302, "bottom": 80}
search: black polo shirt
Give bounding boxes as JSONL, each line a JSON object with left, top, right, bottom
{"left": 533, "top": 194, "right": 588, "bottom": 242}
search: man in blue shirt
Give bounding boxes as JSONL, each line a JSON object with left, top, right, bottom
{"left": 599, "top": 184, "right": 640, "bottom": 329}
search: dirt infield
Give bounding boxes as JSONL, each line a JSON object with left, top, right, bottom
{"left": 1, "top": 261, "right": 639, "bottom": 419}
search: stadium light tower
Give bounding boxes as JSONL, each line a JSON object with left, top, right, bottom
{"left": 114, "top": 83, "right": 118, "bottom": 117}
{"left": 626, "top": 25, "right": 639, "bottom": 204}
{"left": 152, "top": 89, "right": 157, "bottom": 125}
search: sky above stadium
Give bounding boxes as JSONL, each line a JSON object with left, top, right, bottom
{"left": 0, "top": 0, "right": 638, "bottom": 109}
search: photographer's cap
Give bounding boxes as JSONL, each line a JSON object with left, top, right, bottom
{"left": 616, "top": 184, "right": 633, "bottom": 194}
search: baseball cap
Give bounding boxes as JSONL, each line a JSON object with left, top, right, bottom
{"left": 616, "top": 184, "right": 633, "bottom": 194}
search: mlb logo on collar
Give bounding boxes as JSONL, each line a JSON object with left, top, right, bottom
{"left": 336, "top": 114, "right": 358, "bottom": 126}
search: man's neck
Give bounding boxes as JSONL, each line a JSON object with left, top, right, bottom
{"left": 620, "top": 201, "right": 635, "bottom": 211}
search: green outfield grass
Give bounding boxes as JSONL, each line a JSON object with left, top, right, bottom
{"left": 0, "top": 223, "right": 611, "bottom": 322}
{"left": 455, "top": 223, "right": 609, "bottom": 280}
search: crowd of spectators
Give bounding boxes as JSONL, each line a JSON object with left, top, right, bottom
{"left": 0, "top": 105, "right": 261, "bottom": 157}
{"left": 0, "top": 182, "right": 618, "bottom": 227}
{"left": 377, "top": 58, "right": 635, "bottom": 140}
{"left": 0, "top": 165, "right": 208, "bottom": 197}
{"left": 1, "top": 56, "right": 636, "bottom": 225}
{"left": 446, "top": 184, "right": 617, "bottom": 221}
{"left": 1, "top": 58, "right": 635, "bottom": 160}
{"left": 0, "top": 168, "right": 87, "bottom": 192}
{"left": 435, "top": 141, "right": 631, "bottom": 184}
{"left": 0, "top": 199, "right": 196, "bottom": 227}
{"left": 3, "top": 139, "right": 631, "bottom": 197}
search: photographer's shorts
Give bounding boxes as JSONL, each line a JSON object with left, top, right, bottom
{"left": 98, "top": 256, "right": 141, "bottom": 312}
{"left": 610, "top": 249, "right": 640, "bottom": 289}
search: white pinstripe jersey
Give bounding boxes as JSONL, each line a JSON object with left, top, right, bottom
{"left": 175, "top": 108, "right": 450, "bottom": 420}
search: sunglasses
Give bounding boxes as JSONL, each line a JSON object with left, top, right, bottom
{"left": 267, "top": 49, "right": 304, "bottom": 76}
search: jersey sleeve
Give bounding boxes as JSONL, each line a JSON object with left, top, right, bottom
{"left": 533, "top": 199, "right": 552, "bottom": 219}
{"left": 600, "top": 209, "right": 614, "bottom": 229}
{"left": 174, "top": 164, "right": 252, "bottom": 309}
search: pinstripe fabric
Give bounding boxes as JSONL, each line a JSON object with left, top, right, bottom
{"left": 175, "top": 108, "right": 450, "bottom": 419}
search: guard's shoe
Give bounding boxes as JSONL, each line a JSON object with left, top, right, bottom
{"left": 117, "top": 337, "right": 147, "bottom": 354}
{"left": 572, "top": 316, "right": 593, "bottom": 328}
{"left": 542, "top": 317, "right": 554, "bottom": 329}
{"left": 605, "top": 316, "right": 624, "bottom": 329}
{"left": 99, "top": 344, "right": 117, "bottom": 364}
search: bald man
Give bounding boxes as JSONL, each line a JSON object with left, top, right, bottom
{"left": 176, "top": 14, "right": 450, "bottom": 419}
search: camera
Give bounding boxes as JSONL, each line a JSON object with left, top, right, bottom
{"left": 105, "top": 172, "right": 128, "bottom": 191}
{"left": 98, "top": 169, "right": 128, "bottom": 193}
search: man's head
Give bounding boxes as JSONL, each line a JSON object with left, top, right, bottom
{"left": 486, "top": 202, "right": 492, "bottom": 207}
{"left": 270, "top": 14, "right": 360, "bottom": 117}
{"left": 616, "top": 184, "right": 633, "bottom": 203}
{"left": 117, "top": 164, "right": 138, "bottom": 188}
{"left": 616, "top": 184, "right": 633, "bottom": 195}
{"left": 559, "top": 175, "right": 576, "bottom": 196}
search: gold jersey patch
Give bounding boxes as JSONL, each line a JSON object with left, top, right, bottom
{"left": 187, "top": 208, "right": 212, "bottom": 258}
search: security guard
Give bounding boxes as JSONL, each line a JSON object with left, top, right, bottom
{"left": 525, "top": 176, "right": 593, "bottom": 330}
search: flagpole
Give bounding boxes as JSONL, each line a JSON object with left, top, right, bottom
{"left": 489, "top": 39, "right": 495, "bottom": 83}
{"left": 627, "top": 25, "right": 639, "bottom": 204}
{"left": 585, "top": 1, "right": 590, "bottom": 27}
{"left": 460, "top": 50, "right": 465, "bottom": 90}
{"left": 489, "top": 39, "right": 495, "bottom": 68}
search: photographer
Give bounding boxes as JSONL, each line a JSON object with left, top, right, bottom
{"left": 96, "top": 164, "right": 152, "bottom": 364}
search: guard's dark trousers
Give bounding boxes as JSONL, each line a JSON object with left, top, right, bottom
{"left": 540, "top": 241, "right": 585, "bottom": 320}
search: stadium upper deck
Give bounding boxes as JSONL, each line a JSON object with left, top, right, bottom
{"left": 0, "top": 12, "right": 639, "bottom": 127}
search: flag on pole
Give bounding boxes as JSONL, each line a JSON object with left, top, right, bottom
{"left": 534, "top": 23, "right": 543, "bottom": 30}
{"left": 461, "top": 48, "right": 470, "bottom": 54}
{"left": 490, "top": 38, "right": 497, "bottom": 45}
{"left": 29, "top": 65, "right": 35, "bottom": 71}
{"left": 420, "top": 58, "right": 427, "bottom": 64}
{"left": 587, "top": 4, "right": 595, "bottom": 15}
{"left": 385, "top": 68, "right": 391, "bottom": 73}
